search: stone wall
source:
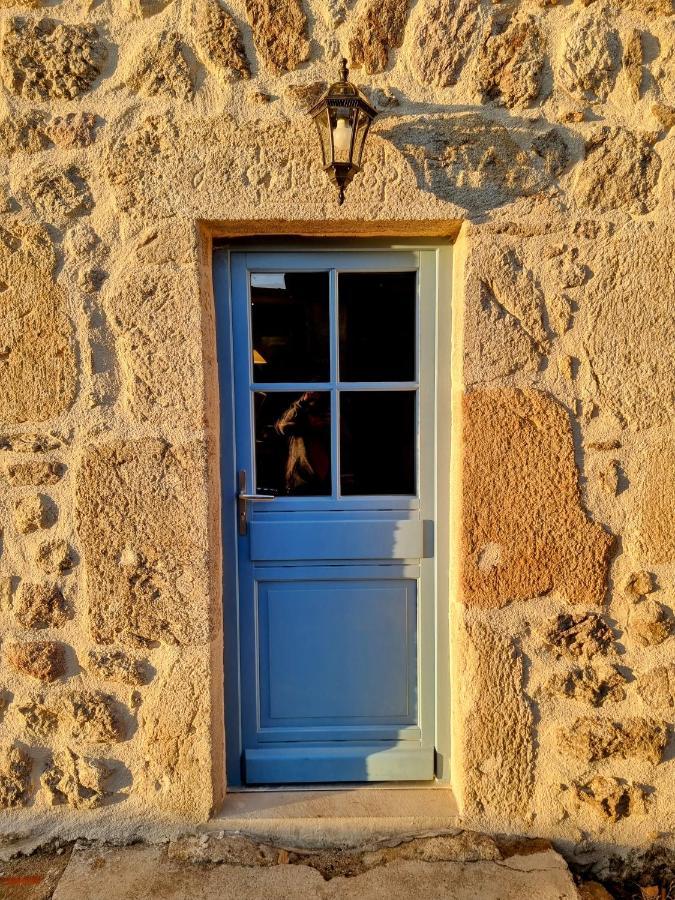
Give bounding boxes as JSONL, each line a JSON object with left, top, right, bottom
{"left": 0, "top": 0, "right": 672, "bottom": 851}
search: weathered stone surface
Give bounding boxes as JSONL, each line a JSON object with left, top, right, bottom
{"left": 104, "top": 265, "right": 202, "bottom": 425}
{"left": 7, "top": 640, "right": 66, "bottom": 682}
{"left": 284, "top": 81, "right": 327, "bottom": 111}
{"left": 628, "top": 598, "right": 672, "bottom": 647}
{"left": 381, "top": 114, "right": 555, "bottom": 210}
{"left": 408, "top": 0, "right": 481, "bottom": 87}
{"left": 245, "top": 0, "right": 309, "bottom": 73}
{"left": 48, "top": 112, "right": 98, "bottom": 149}
{"left": 559, "top": 10, "right": 619, "bottom": 101}
{"left": 13, "top": 493, "right": 52, "bottom": 534}
{"left": 140, "top": 652, "right": 213, "bottom": 815}
{"left": 123, "top": 0, "right": 173, "bottom": 15}
{"left": 638, "top": 665, "right": 675, "bottom": 709}
{"left": 461, "top": 389, "right": 612, "bottom": 608}
{"left": 546, "top": 665, "right": 626, "bottom": 707}
{"left": 0, "top": 576, "right": 12, "bottom": 607}
{"left": 17, "top": 696, "right": 59, "bottom": 740}
{"left": 0, "top": 431, "right": 63, "bottom": 452}
{"left": 623, "top": 29, "right": 643, "bottom": 103}
{"left": 0, "top": 109, "right": 50, "bottom": 155}
{"left": 573, "top": 776, "right": 647, "bottom": 821}
{"left": 22, "top": 164, "right": 93, "bottom": 224}
{"left": 4, "top": 460, "right": 64, "bottom": 485}
{"left": 539, "top": 613, "right": 614, "bottom": 660}
{"left": 35, "top": 539, "right": 73, "bottom": 574}
{"left": 192, "top": 0, "right": 249, "bottom": 81}
{"left": 41, "top": 844, "right": 582, "bottom": 900}
{"left": 559, "top": 717, "right": 668, "bottom": 764}
{"left": 632, "top": 441, "right": 675, "bottom": 560}
{"left": 13, "top": 581, "right": 69, "bottom": 629}
{"left": 531, "top": 128, "right": 570, "bottom": 177}
{"left": 60, "top": 690, "right": 124, "bottom": 744}
{"left": 580, "top": 228, "right": 674, "bottom": 431}
{"left": 575, "top": 128, "right": 660, "bottom": 213}
{"left": 42, "top": 747, "right": 109, "bottom": 809}
{"left": 461, "top": 622, "right": 534, "bottom": 820}
{"left": 76, "top": 440, "right": 209, "bottom": 647}
{"left": 0, "top": 222, "right": 76, "bottom": 425}
{"left": 475, "top": 14, "right": 545, "bottom": 108}
{"left": 0, "top": 746, "right": 31, "bottom": 808}
{"left": 349, "top": 0, "right": 409, "bottom": 74}
{"left": 128, "top": 31, "right": 193, "bottom": 99}
{"left": 652, "top": 102, "right": 675, "bottom": 129}
{"left": 0, "top": 18, "right": 106, "bottom": 100}
{"left": 87, "top": 649, "right": 147, "bottom": 686}
{"left": 624, "top": 571, "right": 655, "bottom": 598}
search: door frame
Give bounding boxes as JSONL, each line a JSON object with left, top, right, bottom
{"left": 213, "top": 238, "right": 453, "bottom": 788}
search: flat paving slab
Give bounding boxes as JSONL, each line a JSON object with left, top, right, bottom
{"left": 47, "top": 841, "right": 584, "bottom": 900}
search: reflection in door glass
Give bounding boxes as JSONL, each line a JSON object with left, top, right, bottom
{"left": 338, "top": 272, "right": 416, "bottom": 382}
{"left": 254, "top": 391, "right": 332, "bottom": 496}
{"left": 251, "top": 272, "right": 329, "bottom": 383}
{"left": 340, "top": 391, "right": 416, "bottom": 496}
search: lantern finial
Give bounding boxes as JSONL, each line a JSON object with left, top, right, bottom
{"left": 339, "top": 58, "right": 349, "bottom": 83}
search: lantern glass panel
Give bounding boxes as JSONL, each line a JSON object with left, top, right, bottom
{"left": 351, "top": 108, "right": 372, "bottom": 169}
{"left": 330, "top": 105, "right": 356, "bottom": 164}
{"left": 313, "top": 107, "right": 332, "bottom": 167}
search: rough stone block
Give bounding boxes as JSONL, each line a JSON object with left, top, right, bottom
{"left": 559, "top": 717, "right": 669, "bottom": 764}
{"left": 559, "top": 9, "right": 619, "bottom": 101}
{"left": 408, "top": 0, "right": 481, "bottom": 88}
{"left": 628, "top": 598, "right": 672, "bottom": 647}
{"left": 76, "top": 440, "right": 210, "bottom": 647}
{"left": 13, "top": 581, "right": 69, "bottom": 629}
{"left": 60, "top": 690, "right": 124, "bottom": 744}
{"left": 7, "top": 640, "right": 66, "bottom": 682}
{"left": 539, "top": 613, "right": 614, "bottom": 660}
{"left": 4, "top": 461, "right": 64, "bottom": 486}
{"left": 638, "top": 665, "right": 675, "bottom": 709}
{"left": 0, "top": 746, "right": 31, "bottom": 808}
{"left": 546, "top": 665, "right": 627, "bottom": 707}
{"left": 460, "top": 621, "right": 534, "bottom": 820}
{"left": 573, "top": 776, "right": 647, "bottom": 821}
{"left": 87, "top": 649, "right": 147, "bottom": 686}
{"left": 41, "top": 747, "right": 109, "bottom": 809}
{"left": 127, "top": 31, "right": 193, "bottom": 99}
{"left": 192, "top": 0, "right": 249, "bottom": 81}
{"left": 576, "top": 128, "right": 660, "bottom": 214}
{"left": 0, "top": 17, "right": 106, "bottom": 100}
{"left": 461, "top": 389, "right": 613, "bottom": 608}
{"left": 13, "top": 493, "right": 52, "bottom": 534}
{"left": 475, "top": 14, "right": 545, "bottom": 108}
{"left": 48, "top": 112, "right": 98, "bottom": 149}
{"left": 245, "top": 0, "right": 309, "bottom": 73}
{"left": 17, "top": 696, "right": 59, "bottom": 740}
{"left": 349, "top": 0, "right": 410, "bottom": 74}
{"left": 0, "top": 222, "right": 76, "bottom": 425}
{"left": 632, "top": 441, "right": 675, "bottom": 560}
{"left": 35, "top": 539, "right": 73, "bottom": 574}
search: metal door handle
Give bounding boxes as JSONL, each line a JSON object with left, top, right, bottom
{"left": 237, "top": 470, "right": 275, "bottom": 535}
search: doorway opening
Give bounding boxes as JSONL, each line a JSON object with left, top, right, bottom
{"left": 214, "top": 240, "right": 452, "bottom": 789}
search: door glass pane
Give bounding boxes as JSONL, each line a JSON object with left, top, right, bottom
{"left": 254, "top": 391, "right": 331, "bottom": 496}
{"left": 340, "top": 391, "right": 416, "bottom": 496}
{"left": 251, "top": 272, "right": 329, "bottom": 383}
{"left": 339, "top": 272, "right": 416, "bottom": 382}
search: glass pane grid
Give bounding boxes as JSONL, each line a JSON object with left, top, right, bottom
{"left": 249, "top": 266, "right": 420, "bottom": 499}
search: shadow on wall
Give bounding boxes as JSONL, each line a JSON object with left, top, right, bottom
{"left": 377, "top": 111, "right": 578, "bottom": 210}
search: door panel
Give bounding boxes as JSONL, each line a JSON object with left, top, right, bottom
{"left": 258, "top": 579, "right": 417, "bottom": 724}
{"left": 224, "top": 249, "right": 438, "bottom": 785}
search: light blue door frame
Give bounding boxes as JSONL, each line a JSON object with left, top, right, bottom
{"left": 214, "top": 244, "right": 451, "bottom": 786}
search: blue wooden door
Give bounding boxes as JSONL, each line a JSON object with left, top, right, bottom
{"left": 219, "top": 248, "right": 438, "bottom": 785}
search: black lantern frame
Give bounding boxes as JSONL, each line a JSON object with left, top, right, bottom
{"left": 309, "top": 59, "right": 377, "bottom": 205}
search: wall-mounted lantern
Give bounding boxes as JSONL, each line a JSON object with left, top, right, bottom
{"left": 309, "top": 59, "right": 377, "bottom": 205}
